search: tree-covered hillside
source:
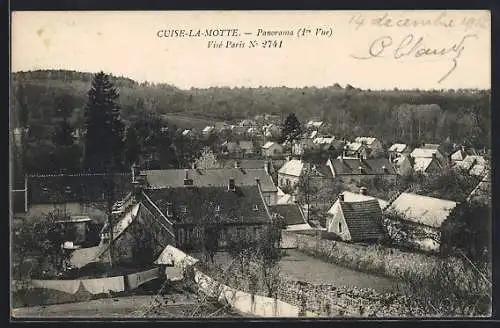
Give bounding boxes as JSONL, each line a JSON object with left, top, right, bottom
{"left": 11, "top": 69, "right": 491, "bottom": 148}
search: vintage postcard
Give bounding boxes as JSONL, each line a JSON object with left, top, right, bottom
{"left": 10, "top": 10, "right": 491, "bottom": 319}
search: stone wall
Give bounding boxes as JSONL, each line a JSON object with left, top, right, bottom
{"left": 283, "top": 230, "right": 438, "bottom": 279}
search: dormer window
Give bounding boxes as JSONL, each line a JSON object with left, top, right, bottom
{"left": 253, "top": 205, "right": 259, "bottom": 211}
{"left": 64, "top": 186, "right": 72, "bottom": 194}
{"left": 382, "top": 165, "right": 388, "bottom": 173}
{"left": 215, "top": 205, "right": 221, "bottom": 213}
{"left": 181, "top": 206, "right": 188, "bottom": 214}
{"left": 41, "top": 186, "right": 49, "bottom": 192}
{"left": 358, "top": 166, "right": 365, "bottom": 174}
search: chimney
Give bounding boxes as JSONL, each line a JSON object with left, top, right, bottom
{"left": 192, "top": 162, "right": 197, "bottom": 169}
{"left": 360, "top": 187, "right": 368, "bottom": 195}
{"left": 255, "top": 177, "right": 260, "bottom": 185}
{"left": 166, "top": 202, "right": 173, "bottom": 217}
{"left": 234, "top": 160, "right": 240, "bottom": 169}
{"left": 382, "top": 165, "right": 388, "bottom": 173}
{"left": 228, "top": 178, "right": 236, "bottom": 191}
{"left": 338, "top": 193, "right": 344, "bottom": 201}
{"left": 358, "top": 166, "right": 364, "bottom": 174}
{"left": 184, "top": 169, "right": 193, "bottom": 186}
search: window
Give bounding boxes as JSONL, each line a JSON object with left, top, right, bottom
{"left": 253, "top": 205, "right": 259, "bottom": 211}
{"left": 181, "top": 206, "right": 188, "bottom": 214}
{"left": 273, "top": 149, "right": 277, "bottom": 154}
{"left": 338, "top": 222, "right": 342, "bottom": 233}
{"left": 215, "top": 205, "right": 221, "bottom": 213}
{"left": 286, "top": 179, "right": 290, "bottom": 186}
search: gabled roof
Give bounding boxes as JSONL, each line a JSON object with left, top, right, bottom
{"left": 355, "top": 137, "right": 378, "bottom": 145}
{"left": 387, "top": 193, "right": 457, "bottom": 228}
{"left": 144, "top": 186, "right": 271, "bottom": 225}
{"left": 144, "top": 168, "right": 277, "bottom": 193}
{"left": 328, "top": 191, "right": 388, "bottom": 211}
{"left": 467, "top": 173, "right": 491, "bottom": 203}
{"left": 413, "top": 157, "right": 439, "bottom": 173}
{"left": 346, "top": 142, "right": 364, "bottom": 152}
{"left": 328, "top": 158, "right": 397, "bottom": 175}
{"left": 269, "top": 203, "right": 306, "bottom": 226}
{"left": 27, "top": 173, "right": 132, "bottom": 205}
{"left": 202, "top": 126, "right": 214, "bottom": 133}
{"left": 309, "top": 131, "right": 318, "bottom": 139}
{"left": 388, "top": 143, "right": 408, "bottom": 153}
{"left": 339, "top": 199, "right": 386, "bottom": 242}
{"left": 457, "top": 155, "right": 488, "bottom": 176}
{"left": 313, "top": 137, "right": 335, "bottom": 145}
{"left": 278, "top": 159, "right": 304, "bottom": 177}
{"left": 410, "top": 148, "right": 441, "bottom": 158}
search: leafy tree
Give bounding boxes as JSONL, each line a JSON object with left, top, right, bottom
{"left": 281, "top": 113, "right": 302, "bottom": 143}
{"left": 12, "top": 211, "right": 72, "bottom": 279}
{"left": 194, "top": 147, "right": 221, "bottom": 169}
{"left": 441, "top": 201, "right": 492, "bottom": 265}
{"left": 124, "top": 125, "right": 141, "bottom": 167}
{"left": 83, "top": 71, "right": 125, "bottom": 172}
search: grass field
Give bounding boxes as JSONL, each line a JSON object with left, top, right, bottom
{"left": 160, "top": 113, "right": 229, "bottom": 130}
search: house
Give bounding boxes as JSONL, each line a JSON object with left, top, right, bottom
{"left": 391, "top": 154, "right": 413, "bottom": 176}
{"left": 276, "top": 187, "right": 294, "bottom": 204}
{"left": 262, "top": 141, "right": 283, "bottom": 158}
{"left": 412, "top": 157, "right": 442, "bottom": 174}
{"left": 277, "top": 159, "right": 332, "bottom": 192}
{"left": 269, "top": 203, "right": 311, "bottom": 231}
{"left": 328, "top": 189, "right": 389, "bottom": 210}
{"left": 221, "top": 141, "right": 240, "bottom": 155}
{"left": 384, "top": 193, "right": 458, "bottom": 252}
{"left": 263, "top": 124, "right": 281, "bottom": 138}
{"left": 388, "top": 143, "right": 409, "bottom": 159}
{"left": 354, "top": 137, "right": 384, "bottom": 153}
{"left": 343, "top": 142, "right": 370, "bottom": 159}
{"left": 143, "top": 167, "right": 278, "bottom": 205}
{"left": 20, "top": 172, "right": 132, "bottom": 222}
{"left": 455, "top": 155, "right": 488, "bottom": 177}
{"left": 410, "top": 147, "right": 447, "bottom": 169}
{"left": 326, "top": 157, "right": 398, "bottom": 184}
{"left": 467, "top": 172, "right": 491, "bottom": 204}
{"left": 181, "top": 129, "right": 192, "bottom": 137}
{"left": 325, "top": 192, "right": 387, "bottom": 243}
{"left": 97, "top": 175, "right": 274, "bottom": 263}
{"left": 312, "top": 136, "right": 337, "bottom": 152}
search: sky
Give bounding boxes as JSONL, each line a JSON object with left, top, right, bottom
{"left": 11, "top": 10, "right": 490, "bottom": 90}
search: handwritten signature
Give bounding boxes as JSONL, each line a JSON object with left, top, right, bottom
{"left": 351, "top": 33, "right": 478, "bottom": 83}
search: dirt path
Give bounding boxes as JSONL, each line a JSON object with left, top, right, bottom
{"left": 11, "top": 294, "right": 218, "bottom": 318}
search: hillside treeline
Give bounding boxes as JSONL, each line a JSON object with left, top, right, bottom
{"left": 11, "top": 70, "right": 490, "bottom": 148}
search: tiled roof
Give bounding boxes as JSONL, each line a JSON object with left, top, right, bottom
{"left": 27, "top": 173, "right": 132, "bottom": 205}
{"left": 388, "top": 143, "right": 407, "bottom": 152}
{"left": 269, "top": 203, "right": 306, "bottom": 226}
{"left": 221, "top": 159, "right": 271, "bottom": 171}
{"left": 328, "top": 158, "right": 397, "bottom": 175}
{"left": 144, "top": 168, "right": 277, "bottom": 192}
{"left": 387, "top": 192, "right": 457, "bottom": 228}
{"left": 144, "top": 186, "right": 271, "bottom": 225}
{"left": 339, "top": 199, "right": 386, "bottom": 242}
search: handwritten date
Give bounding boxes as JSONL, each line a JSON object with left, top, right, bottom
{"left": 351, "top": 33, "right": 478, "bottom": 83}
